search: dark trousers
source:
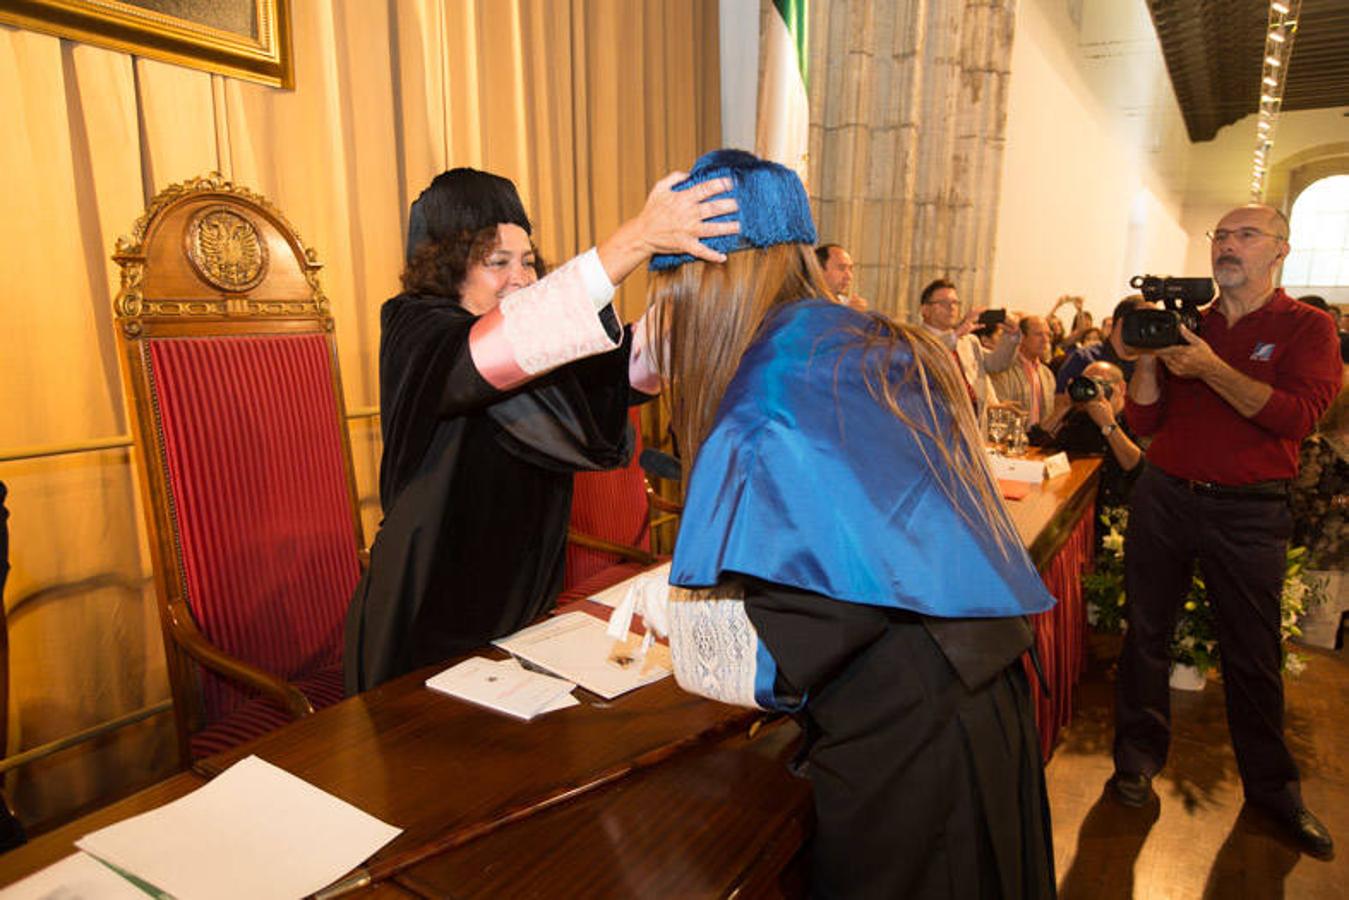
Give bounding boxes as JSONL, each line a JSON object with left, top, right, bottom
{"left": 1114, "top": 466, "right": 1300, "bottom": 813}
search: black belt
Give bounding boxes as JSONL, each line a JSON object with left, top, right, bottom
{"left": 1158, "top": 469, "right": 1289, "bottom": 501}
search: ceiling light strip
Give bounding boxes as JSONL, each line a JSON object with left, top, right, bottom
{"left": 1251, "top": 0, "right": 1302, "bottom": 201}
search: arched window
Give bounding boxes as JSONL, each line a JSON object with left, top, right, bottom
{"left": 1283, "top": 174, "right": 1349, "bottom": 290}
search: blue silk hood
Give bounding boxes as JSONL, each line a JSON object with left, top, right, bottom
{"left": 670, "top": 300, "right": 1056, "bottom": 619}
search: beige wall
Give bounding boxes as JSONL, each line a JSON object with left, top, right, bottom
{"left": 992, "top": 0, "right": 1190, "bottom": 324}
{"left": 995, "top": 0, "right": 1349, "bottom": 321}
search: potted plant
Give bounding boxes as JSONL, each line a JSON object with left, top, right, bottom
{"left": 1084, "top": 507, "right": 1323, "bottom": 688}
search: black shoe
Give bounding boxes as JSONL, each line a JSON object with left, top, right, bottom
{"left": 1265, "top": 805, "right": 1335, "bottom": 860}
{"left": 1110, "top": 771, "right": 1152, "bottom": 807}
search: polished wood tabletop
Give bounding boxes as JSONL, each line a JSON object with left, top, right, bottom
{"left": 0, "top": 459, "right": 1100, "bottom": 896}
{"left": 1006, "top": 456, "right": 1101, "bottom": 569}
{"left": 394, "top": 720, "right": 811, "bottom": 899}
{"left": 196, "top": 649, "right": 763, "bottom": 891}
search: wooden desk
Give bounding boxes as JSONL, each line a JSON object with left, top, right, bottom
{"left": 0, "top": 461, "right": 1098, "bottom": 896}
{"left": 394, "top": 721, "right": 810, "bottom": 899}
{"left": 1005, "top": 456, "right": 1102, "bottom": 758}
{"left": 1007, "top": 456, "right": 1101, "bottom": 570}
{"left": 191, "top": 657, "right": 774, "bottom": 896}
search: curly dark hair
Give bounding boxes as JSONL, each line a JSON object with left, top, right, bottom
{"left": 402, "top": 228, "right": 548, "bottom": 299}
{"left": 401, "top": 227, "right": 499, "bottom": 298}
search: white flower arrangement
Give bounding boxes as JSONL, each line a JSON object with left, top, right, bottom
{"left": 1084, "top": 507, "right": 1324, "bottom": 677}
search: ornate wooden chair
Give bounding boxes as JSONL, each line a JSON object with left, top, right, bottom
{"left": 113, "top": 175, "right": 364, "bottom": 765}
{"left": 1, "top": 481, "right": 29, "bottom": 852}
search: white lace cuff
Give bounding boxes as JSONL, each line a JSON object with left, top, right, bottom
{"left": 469, "top": 248, "right": 619, "bottom": 390}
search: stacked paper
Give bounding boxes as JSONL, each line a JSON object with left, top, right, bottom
{"left": 424, "top": 656, "right": 578, "bottom": 720}
{"left": 1, "top": 755, "right": 401, "bottom": 900}
{"left": 494, "top": 611, "right": 672, "bottom": 700}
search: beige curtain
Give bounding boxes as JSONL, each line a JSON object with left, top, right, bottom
{"left": 807, "top": 0, "right": 1017, "bottom": 319}
{"left": 0, "top": 0, "right": 719, "bottom": 829}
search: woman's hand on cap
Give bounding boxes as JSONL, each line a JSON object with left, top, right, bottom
{"left": 637, "top": 172, "right": 740, "bottom": 263}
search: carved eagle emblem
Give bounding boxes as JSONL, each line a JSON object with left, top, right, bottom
{"left": 188, "top": 208, "right": 268, "bottom": 291}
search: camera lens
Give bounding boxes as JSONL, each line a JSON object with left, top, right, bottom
{"left": 1067, "top": 376, "right": 1099, "bottom": 403}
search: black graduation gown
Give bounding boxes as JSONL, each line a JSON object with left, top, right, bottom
{"left": 744, "top": 579, "right": 1056, "bottom": 900}
{"left": 343, "top": 294, "right": 636, "bottom": 693}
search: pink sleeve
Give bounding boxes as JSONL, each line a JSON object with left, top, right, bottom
{"left": 628, "top": 310, "right": 662, "bottom": 395}
{"left": 468, "top": 249, "right": 619, "bottom": 390}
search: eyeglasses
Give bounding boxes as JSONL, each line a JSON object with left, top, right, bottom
{"left": 1205, "top": 227, "right": 1286, "bottom": 244}
{"left": 924, "top": 299, "right": 961, "bottom": 309}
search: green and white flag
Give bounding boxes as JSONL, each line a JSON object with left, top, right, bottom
{"left": 755, "top": 0, "right": 809, "bottom": 183}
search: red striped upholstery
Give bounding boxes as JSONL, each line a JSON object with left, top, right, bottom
{"left": 565, "top": 410, "right": 652, "bottom": 589}
{"left": 148, "top": 334, "right": 360, "bottom": 727}
{"left": 188, "top": 666, "right": 345, "bottom": 759}
{"left": 556, "top": 560, "right": 653, "bottom": 606}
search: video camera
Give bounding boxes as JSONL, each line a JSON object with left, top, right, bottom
{"left": 1119, "top": 275, "right": 1215, "bottom": 349}
{"left": 1066, "top": 375, "right": 1113, "bottom": 404}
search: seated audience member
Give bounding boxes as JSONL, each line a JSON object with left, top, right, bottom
{"left": 917, "top": 278, "right": 1019, "bottom": 421}
{"left": 1079, "top": 327, "right": 1104, "bottom": 347}
{"left": 1030, "top": 361, "right": 1142, "bottom": 507}
{"left": 815, "top": 243, "right": 869, "bottom": 312}
{"left": 988, "top": 315, "right": 1055, "bottom": 427}
{"left": 651, "top": 149, "right": 1056, "bottom": 899}
{"left": 1298, "top": 294, "right": 1331, "bottom": 317}
{"left": 344, "top": 166, "right": 737, "bottom": 692}
{"left": 1046, "top": 314, "right": 1068, "bottom": 370}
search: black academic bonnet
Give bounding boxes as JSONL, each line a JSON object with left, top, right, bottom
{"left": 405, "top": 168, "right": 533, "bottom": 264}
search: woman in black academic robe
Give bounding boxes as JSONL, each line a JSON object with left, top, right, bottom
{"left": 344, "top": 167, "right": 738, "bottom": 692}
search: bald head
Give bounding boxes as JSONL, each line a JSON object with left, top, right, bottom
{"left": 1082, "top": 360, "right": 1126, "bottom": 410}
{"left": 1210, "top": 204, "right": 1290, "bottom": 298}
{"left": 1082, "top": 360, "right": 1124, "bottom": 383}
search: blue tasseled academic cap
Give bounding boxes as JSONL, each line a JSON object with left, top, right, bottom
{"left": 649, "top": 149, "right": 817, "bottom": 271}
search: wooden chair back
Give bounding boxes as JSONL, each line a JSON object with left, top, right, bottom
{"left": 112, "top": 175, "right": 364, "bottom": 764}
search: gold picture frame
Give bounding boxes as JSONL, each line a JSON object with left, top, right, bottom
{"left": 0, "top": 0, "right": 293, "bottom": 89}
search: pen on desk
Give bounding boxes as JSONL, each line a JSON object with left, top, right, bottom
{"left": 311, "top": 867, "right": 371, "bottom": 899}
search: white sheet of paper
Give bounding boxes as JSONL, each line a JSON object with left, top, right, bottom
{"left": 586, "top": 562, "right": 672, "bottom": 608}
{"left": 494, "top": 658, "right": 581, "bottom": 714}
{"left": 73, "top": 755, "right": 402, "bottom": 900}
{"left": 0, "top": 851, "right": 147, "bottom": 900}
{"left": 494, "top": 611, "right": 671, "bottom": 700}
{"left": 424, "top": 656, "right": 576, "bottom": 720}
{"left": 988, "top": 453, "right": 1047, "bottom": 483}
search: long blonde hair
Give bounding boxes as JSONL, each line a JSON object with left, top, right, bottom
{"left": 649, "top": 243, "right": 1020, "bottom": 556}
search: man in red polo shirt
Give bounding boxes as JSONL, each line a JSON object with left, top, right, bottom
{"left": 1111, "top": 204, "right": 1341, "bottom": 859}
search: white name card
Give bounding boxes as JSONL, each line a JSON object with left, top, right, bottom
{"left": 1042, "top": 451, "right": 1071, "bottom": 479}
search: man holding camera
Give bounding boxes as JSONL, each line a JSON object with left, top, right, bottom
{"left": 1030, "top": 361, "right": 1141, "bottom": 507}
{"left": 917, "top": 278, "right": 1019, "bottom": 420}
{"left": 1111, "top": 204, "right": 1342, "bottom": 859}
{"left": 1039, "top": 296, "right": 1152, "bottom": 437}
